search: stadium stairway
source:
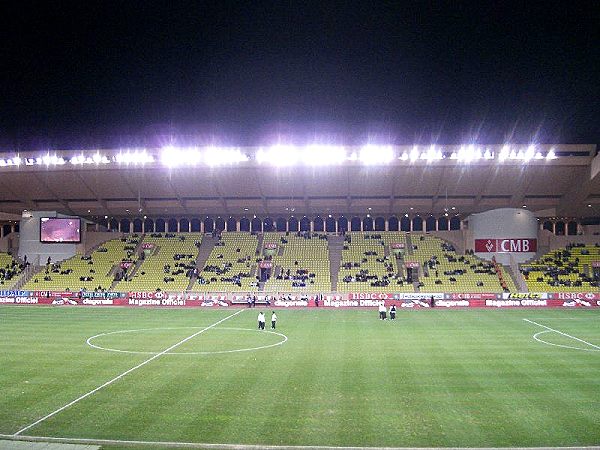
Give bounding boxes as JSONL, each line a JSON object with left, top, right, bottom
{"left": 328, "top": 234, "right": 344, "bottom": 291}
{"left": 504, "top": 264, "right": 527, "bottom": 291}
{"left": 187, "top": 235, "right": 217, "bottom": 290}
{"left": 7, "top": 264, "right": 39, "bottom": 290}
{"left": 405, "top": 233, "right": 414, "bottom": 255}
{"left": 256, "top": 233, "right": 264, "bottom": 256}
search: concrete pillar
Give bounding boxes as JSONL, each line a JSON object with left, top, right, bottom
{"left": 385, "top": 219, "right": 389, "bottom": 231}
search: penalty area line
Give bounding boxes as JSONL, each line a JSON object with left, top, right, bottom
{"left": 1, "top": 434, "right": 600, "bottom": 450}
{"left": 523, "top": 318, "right": 600, "bottom": 351}
{"left": 12, "top": 308, "right": 244, "bottom": 436}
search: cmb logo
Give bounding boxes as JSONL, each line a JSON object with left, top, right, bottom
{"left": 475, "top": 238, "right": 537, "bottom": 253}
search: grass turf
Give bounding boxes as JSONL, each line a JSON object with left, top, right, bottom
{"left": 0, "top": 306, "right": 599, "bottom": 448}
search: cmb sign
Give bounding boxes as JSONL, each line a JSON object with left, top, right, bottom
{"left": 475, "top": 238, "right": 537, "bottom": 253}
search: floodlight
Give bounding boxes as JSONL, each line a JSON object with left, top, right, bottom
{"left": 161, "top": 146, "right": 202, "bottom": 167}
{"left": 421, "top": 145, "right": 443, "bottom": 161}
{"left": 203, "top": 147, "right": 249, "bottom": 166}
{"left": 116, "top": 149, "right": 154, "bottom": 165}
{"left": 256, "top": 145, "right": 299, "bottom": 166}
{"left": 546, "top": 149, "right": 557, "bottom": 160}
{"left": 359, "top": 144, "right": 394, "bottom": 165}
{"left": 523, "top": 145, "right": 535, "bottom": 162}
{"left": 498, "top": 145, "right": 510, "bottom": 162}
{"left": 304, "top": 145, "right": 346, "bottom": 165}
{"left": 409, "top": 146, "right": 420, "bottom": 162}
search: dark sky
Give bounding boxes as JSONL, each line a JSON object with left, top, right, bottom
{"left": 0, "top": 0, "right": 598, "bottom": 148}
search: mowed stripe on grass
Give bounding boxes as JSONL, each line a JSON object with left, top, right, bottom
{"left": 0, "top": 307, "right": 599, "bottom": 448}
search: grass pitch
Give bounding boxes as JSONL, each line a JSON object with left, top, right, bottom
{"left": 1, "top": 306, "right": 599, "bottom": 449}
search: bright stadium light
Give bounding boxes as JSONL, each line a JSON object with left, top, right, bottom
{"left": 546, "top": 148, "right": 557, "bottom": 160}
{"left": 523, "top": 145, "right": 535, "bottom": 162}
{"left": 359, "top": 144, "right": 394, "bottom": 165}
{"left": 161, "top": 146, "right": 202, "bottom": 167}
{"left": 498, "top": 145, "right": 510, "bottom": 162}
{"left": 203, "top": 147, "right": 249, "bottom": 166}
{"left": 0, "top": 156, "right": 21, "bottom": 167}
{"left": 115, "top": 149, "right": 155, "bottom": 165}
{"left": 455, "top": 145, "right": 481, "bottom": 162}
{"left": 409, "top": 146, "right": 420, "bottom": 162}
{"left": 114, "top": 149, "right": 154, "bottom": 164}
{"left": 303, "top": 145, "right": 347, "bottom": 165}
{"left": 257, "top": 144, "right": 299, "bottom": 166}
{"left": 421, "top": 145, "right": 443, "bottom": 161}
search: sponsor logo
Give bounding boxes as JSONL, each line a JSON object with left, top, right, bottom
{"left": 0, "top": 296, "right": 37, "bottom": 304}
{"left": 259, "top": 261, "right": 273, "bottom": 269}
{"left": 323, "top": 299, "right": 386, "bottom": 307}
{"left": 502, "top": 292, "right": 548, "bottom": 299}
{"left": 390, "top": 243, "right": 405, "bottom": 249}
{"left": 200, "top": 300, "right": 229, "bottom": 307}
{"left": 486, "top": 299, "right": 547, "bottom": 307}
{"left": 264, "top": 243, "right": 277, "bottom": 249}
{"left": 82, "top": 298, "right": 115, "bottom": 306}
{"left": 447, "top": 293, "right": 498, "bottom": 300}
{"left": 475, "top": 238, "right": 537, "bottom": 253}
{"left": 0, "top": 290, "right": 30, "bottom": 297}
{"left": 274, "top": 299, "right": 308, "bottom": 307}
{"left": 404, "top": 261, "right": 419, "bottom": 269}
{"left": 402, "top": 293, "right": 444, "bottom": 300}
{"left": 436, "top": 299, "right": 470, "bottom": 307}
{"left": 554, "top": 292, "right": 600, "bottom": 301}
{"left": 349, "top": 293, "right": 393, "bottom": 300}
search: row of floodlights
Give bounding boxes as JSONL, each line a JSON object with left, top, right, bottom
{"left": 0, "top": 145, "right": 557, "bottom": 168}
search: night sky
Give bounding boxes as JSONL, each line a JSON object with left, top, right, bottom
{"left": 0, "top": 1, "right": 598, "bottom": 149}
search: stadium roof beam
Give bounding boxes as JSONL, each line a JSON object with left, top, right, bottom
{"left": 32, "top": 172, "right": 77, "bottom": 216}
{"left": 73, "top": 171, "right": 113, "bottom": 216}
{"left": 558, "top": 152, "right": 600, "bottom": 215}
{"left": 473, "top": 165, "right": 497, "bottom": 209}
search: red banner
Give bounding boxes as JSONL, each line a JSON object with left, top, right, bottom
{"left": 404, "top": 261, "right": 419, "bottom": 269}
{"left": 1, "top": 290, "right": 599, "bottom": 308}
{"left": 259, "top": 261, "right": 273, "bottom": 269}
{"left": 141, "top": 243, "right": 155, "bottom": 249}
{"left": 475, "top": 238, "right": 537, "bottom": 253}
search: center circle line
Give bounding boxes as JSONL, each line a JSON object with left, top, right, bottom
{"left": 86, "top": 326, "right": 288, "bottom": 355}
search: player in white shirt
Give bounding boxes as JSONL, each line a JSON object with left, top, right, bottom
{"left": 378, "top": 303, "right": 387, "bottom": 320}
{"left": 271, "top": 311, "right": 277, "bottom": 329}
{"left": 257, "top": 311, "right": 266, "bottom": 330}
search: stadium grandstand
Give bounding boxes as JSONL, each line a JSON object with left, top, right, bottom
{"left": 0, "top": 143, "right": 597, "bottom": 296}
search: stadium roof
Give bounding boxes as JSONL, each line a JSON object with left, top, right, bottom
{"left": 0, "top": 144, "right": 597, "bottom": 219}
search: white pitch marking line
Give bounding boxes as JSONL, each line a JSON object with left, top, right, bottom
{"left": 523, "top": 318, "right": 600, "bottom": 351}
{"left": 13, "top": 309, "right": 244, "bottom": 436}
{"left": 2, "top": 433, "right": 600, "bottom": 450}
{"left": 86, "top": 326, "right": 288, "bottom": 355}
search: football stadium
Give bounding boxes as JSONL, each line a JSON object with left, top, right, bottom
{"left": 0, "top": 144, "right": 599, "bottom": 450}
{"left": 1, "top": 2, "right": 599, "bottom": 450}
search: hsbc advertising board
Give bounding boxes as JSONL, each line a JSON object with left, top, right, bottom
{"left": 0, "top": 290, "right": 598, "bottom": 308}
{"left": 474, "top": 238, "right": 537, "bottom": 253}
